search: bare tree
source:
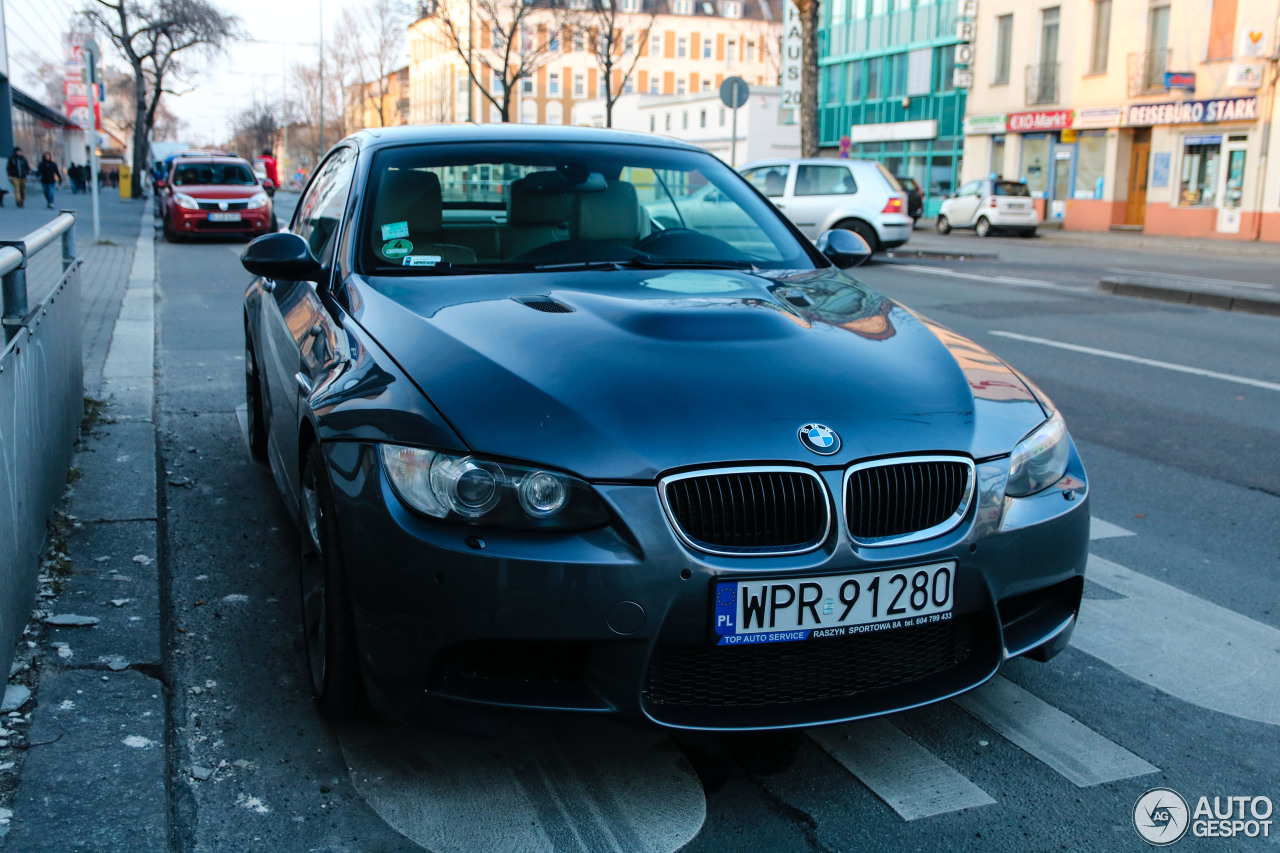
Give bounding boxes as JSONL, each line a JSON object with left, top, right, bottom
{"left": 290, "top": 50, "right": 349, "bottom": 164}
{"left": 84, "top": 0, "right": 241, "bottom": 197}
{"left": 338, "top": 0, "right": 407, "bottom": 128}
{"left": 431, "top": 0, "right": 567, "bottom": 122}
{"left": 575, "top": 0, "right": 655, "bottom": 127}
{"left": 232, "top": 100, "right": 282, "bottom": 155}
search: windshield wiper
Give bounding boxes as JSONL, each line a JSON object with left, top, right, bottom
{"left": 374, "top": 261, "right": 525, "bottom": 275}
{"left": 529, "top": 260, "right": 628, "bottom": 272}
{"left": 628, "top": 257, "right": 756, "bottom": 270}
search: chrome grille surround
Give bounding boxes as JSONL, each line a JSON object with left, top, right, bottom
{"left": 658, "top": 466, "right": 831, "bottom": 557}
{"left": 842, "top": 455, "right": 975, "bottom": 547}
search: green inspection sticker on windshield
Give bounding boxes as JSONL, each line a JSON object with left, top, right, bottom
{"left": 382, "top": 239, "right": 413, "bottom": 258}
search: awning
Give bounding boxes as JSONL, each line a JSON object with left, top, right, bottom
{"left": 11, "top": 87, "right": 74, "bottom": 128}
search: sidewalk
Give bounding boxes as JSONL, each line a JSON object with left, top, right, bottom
{"left": 0, "top": 200, "right": 167, "bottom": 849}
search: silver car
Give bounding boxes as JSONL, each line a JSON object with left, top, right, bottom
{"left": 740, "top": 158, "right": 912, "bottom": 253}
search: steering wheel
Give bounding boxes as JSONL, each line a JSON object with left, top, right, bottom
{"left": 635, "top": 228, "right": 744, "bottom": 260}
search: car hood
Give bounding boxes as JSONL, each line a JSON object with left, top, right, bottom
{"left": 349, "top": 268, "right": 1048, "bottom": 480}
{"left": 171, "top": 185, "right": 262, "bottom": 199}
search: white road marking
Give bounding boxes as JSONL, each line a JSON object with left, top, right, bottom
{"left": 1090, "top": 518, "right": 1136, "bottom": 540}
{"left": 989, "top": 331, "right": 1280, "bottom": 393}
{"left": 1074, "top": 555, "right": 1280, "bottom": 726}
{"left": 894, "top": 263, "right": 1073, "bottom": 292}
{"left": 339, "top": 717, "right": 705, "bottom": 853}
{"left": 1105, "top": 268, "right": 1276, "bottom": 291}
{"left": 809, "top": 718, "right": 996, "bottom": 821}
{"left": 952, "top": 676, "right": 1157, "bottom": 787}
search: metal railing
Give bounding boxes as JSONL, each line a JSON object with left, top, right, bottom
{"left": 1128, "top": 49, "right": 1172, "bottom": 97}
{"left": 1, "top": 212, "right": 84, "bottom": 694}
{"left": 1024, "top": 62, "right": 1060, "bottom": 106}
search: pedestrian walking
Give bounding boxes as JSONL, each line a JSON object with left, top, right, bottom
{"left": 36, "top": 152, "right": 62, "bottom": 208}
{"left": 6, "top": 146, "right": 31, "bottom": 207}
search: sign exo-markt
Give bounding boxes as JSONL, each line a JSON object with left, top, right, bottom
{"left": 1006, "top": 109, "right": 1073, "bottom": 132}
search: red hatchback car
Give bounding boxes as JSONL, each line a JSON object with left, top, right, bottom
{"left": 159, "top": 156, "right": 275, "bottom": 242}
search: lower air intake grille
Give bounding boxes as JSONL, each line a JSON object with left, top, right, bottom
{"left": 661, "top": 468, "right": 829, "bottom": 555}
{"left": 643, "top": 618, "right": 972, "bottom": 708}
{"left": 845, "top": 457, "right": 973, "bottom": 544}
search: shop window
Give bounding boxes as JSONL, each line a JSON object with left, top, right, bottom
{"left": 1021, "top": 135, "right": 1051, "bottom": 196}
{"left": 1179, "top": 138, "right": 1222, "bottom": 206}
{"left": 929, "top": 154, "right": 954, "bottom": 197}
{"left": 1074, "top": 131, "right": 1107, "bottom": 199}
{"left": 991, "top": 135, "right": 1006, "bottom": 177}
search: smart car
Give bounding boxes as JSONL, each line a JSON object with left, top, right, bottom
{"left": 936, "top": 178, "right": 1040, "bottom": 237}
{"left": 240, "top": 125, "right": 1088, "bottom": 731}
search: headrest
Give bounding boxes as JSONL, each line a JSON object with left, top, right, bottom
{"left": 508, "top": 175, "right": 574, "bottom": 225}
{"left": 374, "top": 168, "right": 443, "bottom": 233}
{"left": 575, "top": 180, "right": 641, "bottom": 243}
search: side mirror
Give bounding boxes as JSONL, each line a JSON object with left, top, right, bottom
{"left": 817, "top": 228, "right": 872, "bottom": 270}
{"left": 155, "top": 179, "right": 168, "bottom": 190}
{"left": 241, "top": 232, "right": 324, "bottom": 282}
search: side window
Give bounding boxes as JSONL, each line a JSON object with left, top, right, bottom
{"left": 957, "top": 180, "right": 980, "bottom": 197}
{"left": 741, "top": 165, "right": 790, "bottom": 198}
{"left": 293, "top": 148, "right": 357, "bottom": 262}
{"left": 795, "top": 164, "right": 857, "bottom": 196}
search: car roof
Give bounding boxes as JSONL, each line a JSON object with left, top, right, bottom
{"left": 740, "top": 158, "right": 879, "bottom": 168}
{"left": 343, "top": 123, "right": 708, "bottom": 154}
{"left": 172, "top": 157, "right": 251, "bottom": 166}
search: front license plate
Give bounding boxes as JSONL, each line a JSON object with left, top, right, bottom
{"left": 713, "top": 562, "right": 955, "bottom": 646}
{"left": 208, "top": 212, "right": 241, "bottom": 222}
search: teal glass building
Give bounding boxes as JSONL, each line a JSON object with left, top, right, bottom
{"left": 818, "top": 0, "right": 966, "bottom": 217}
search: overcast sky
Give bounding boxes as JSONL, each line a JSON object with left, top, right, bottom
{"left": 4, "top": 0, "right": 374, "bottom": 146}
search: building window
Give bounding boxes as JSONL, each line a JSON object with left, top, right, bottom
{"left": 650, "top": 114, "right": 656, "bottom": 131}
{"left": 549, "top": 73, "right": 560, "bottom": 95}
{"left": 1074, "top": 131, "right": 1107, "bottom": 198}
{"left": 1207, "top": 0, "right": 1237, "bottom": 60}
{"left": 888, "top": 52, "right": 908, "bottom": 97}
{"left": 1088, "top": 0, "right": 1110, "bottom": 73}
{"left": 622, "top": 0, "right": 640, "bottom": 9}
{"left": 746, "top": 40, "right": 755, "bottom": 62}
{"left": 650, "top": 33, "right": 662, "bottom": 56}
{"left": 665, "top": 113, "right": 672, "bottom": 130}
{"left": 625, "top": 34, "right": 635, "bottom": 54}
{"left": 1021, "top": 134, "right": 1051, "bottom": 196}
{"left": 701, "top": 79, "right": 711, "bottom": 90}
{"left": 723, "top": 0, "right": 742, "bottom": 17}
{"left": 993, "top": 14, "right": 1012, "bottom": 85}
{"left": 906, "top": 47, "right": 931, "bottom": 96}
{"left": 700, "top": 109, "right": 707, "bottom": 127}
{"left": 546, "top": 100, "right": 564, "bottom": 124}
{"left": 624, "top": 76, "right": 634, "bottom": 93}
{"left": 650, "top": 77, "right": 660, "bottom": 93}
{"left": 824, "top": 64, "right": 845, "bottom": 104}
{"left": 574, "top": 31, "right": 584, "bottom": 51}
{"left": 847, "top": 60, "right": 862, "bottom": 98}
{"left": 672, "top": 0, "right": 691, "bottom": 13}
{"left": 523, "top": 78, "right": 534, "bottom": 93}
{"left": 1179, "top": 138, "right": 1222, "bottom": 206}
{"left": 720, "top": 107, "right": 726, "bottom": 125}
{"left": 727, "top": 39, "right": 736, "bottom": 67}
{"left": 549, "top": 29, "right": 560, "bottom": 51}
{"left": 677, "top": 78, "right": 686, "bottom": 94}
{"left": 520, "top": 99, "right": 538, "bottom": 123}
{"left": 678, "top": 36, "right": 687, "bottom": 57}
{"left": 493, "top": 71, "right": 505, "bottom": 94}
{"left": 682, "top": 111, "right": 689, "bottom": 129}
{"left": 938, "top": 44, "right": 956, "bottom": 92}
{"left": 574, "top": 74, "right": 585, "bottom": 96}
{"left": 703, "top": 40, "right": 712, "bottom": 59}
{"left": 866, "top": 56, "right": 881, "bottom": 98}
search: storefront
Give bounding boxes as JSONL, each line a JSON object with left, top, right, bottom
{"left": 1124, "top": 96, "right": 1260, "bottom": 239}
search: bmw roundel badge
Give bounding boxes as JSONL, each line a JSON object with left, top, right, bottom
{"left": 798, "top": 423, "right": 841, "bottom": 456}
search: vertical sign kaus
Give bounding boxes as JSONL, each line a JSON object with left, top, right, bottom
{"left": 782, "top": 0, "right": 803, "bottom": 112}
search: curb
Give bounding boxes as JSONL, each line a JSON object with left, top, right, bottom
{"left": 1099, "top": 275, "right": 1280, "bottom": 317}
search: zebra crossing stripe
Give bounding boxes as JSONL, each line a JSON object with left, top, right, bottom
{"left": 952, "top": 676, "right": 1158, "bottom": 787}
{"left": 1089, "top": 518, "right": 1136, "bottom": 540}
{"left": 809, "top": 718, "right": 996, "bottom": 821}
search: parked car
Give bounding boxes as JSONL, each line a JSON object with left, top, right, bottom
{"left": 240, "top": 125, "right": 1088, "bottom": 731}
{"left": 936, "top": 178, "right": 1039, "bottom": 237}
{"left": 158, "top": 155, "right": 275, "bottom": 242}
{"left": 740, "top": 158, "right": 912, "bottom": 253}
{"left": 895, "top": 175, "right": 924, "bottom": 226}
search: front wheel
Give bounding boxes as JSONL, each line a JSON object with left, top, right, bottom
{"left": 935, "top": 215, "right": 951, "bottom": 235}
{"left": 163, "top": 216, "right": 183, "bottom": 243}
{"left": 299, "top": 442, "right": 365, "bottom": 719}
{"left": 975, "top": 216, "right": 992, "bottom": 238}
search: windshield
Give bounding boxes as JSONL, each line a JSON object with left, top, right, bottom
{"left": 173, "top": 162, "right": 257, "bottom": 186}
{"left": 358, "top": 141, "right": 818, "bottom": 275}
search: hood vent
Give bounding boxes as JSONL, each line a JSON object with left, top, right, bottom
{"left": 516, "top": 296, "right": 575, "bottom": 314}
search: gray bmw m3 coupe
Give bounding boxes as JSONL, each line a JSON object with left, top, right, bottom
{"left": 240, "top": 125, "right": 1089, "bottom": 731}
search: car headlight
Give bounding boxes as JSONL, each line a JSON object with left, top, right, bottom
{"left": 379, "top": 445, "right": 610, "bottom": 531}
{"left": 1005, "top": 410, "right": 1070, "bottom": 497}
{"left": 246, "top": 192, "right": 269, "bottom": 209}
{"left": 173, "top": 192, "right": 199, "bottom": 210}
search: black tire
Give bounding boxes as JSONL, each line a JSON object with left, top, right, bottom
{"left": 299, "top": 442, "right": 365, "bottom": 719}
{"left": 163, "top": 216, "right": 183, "bottom": 243}
{"left": 975, "top": 216, "right": 992, "bottom": 238}
{"left": 836, "top": 219, "right": 878, "bottom": 253}
{"left": 244, "top": 332, "right": 268, "bottom": 461}
{"left": 935, "top": 215, "right": 951, "bottom": 235}
{"left": 1021, "top": 228, "right": 1038, "bottom": 238}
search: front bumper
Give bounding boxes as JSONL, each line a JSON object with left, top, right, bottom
{"left": 170, "top": 205, "right": 272, "bottom": 235}
{"left": 324, "top": 440, "right": 1089, "bottom": 731}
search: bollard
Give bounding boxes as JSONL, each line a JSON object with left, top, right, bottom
{"left": 60, "top": 210, "right": 77, "bottom": 273}
{"left": 1, "top": 240, "right": 28, "bottom": 343}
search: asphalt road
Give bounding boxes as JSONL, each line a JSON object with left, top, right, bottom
{"left": 155, "top": 207, "right": 1280, "bottom": 852}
